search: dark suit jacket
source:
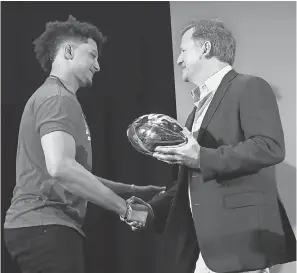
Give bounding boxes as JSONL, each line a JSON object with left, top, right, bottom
{"left": 149, "top": 70, "right": 296, "bottom": 273}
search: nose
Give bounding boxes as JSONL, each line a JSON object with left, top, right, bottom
{"left": 94, "top": 60, "right": 100, "bottom": 72}
{"left": 177, "top": 54, "right": 183, "bottom": 66}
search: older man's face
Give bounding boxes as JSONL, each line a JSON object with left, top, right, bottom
{"left": 177, "top": 28, "right": 204, "bottom": 83}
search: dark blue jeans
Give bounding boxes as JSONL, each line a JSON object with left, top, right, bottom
{"left": 4, "top": 225, "right": 85, "bottom": 273}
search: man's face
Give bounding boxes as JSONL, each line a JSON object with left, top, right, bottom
{"left": 71, "top": 38, "right": 100, "bottom": 88}
{"left": 177, "top": 28, "right": 204, "bottom": 83}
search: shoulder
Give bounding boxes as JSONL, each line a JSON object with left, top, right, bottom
{"left": 31, "top": 80, "right": 80, "bottom": 114}
{"left": 234, "top": 73, "right": 271, "bottom": 87}
{"left": 230, "top": 73, "right": 279, "bottom": 110}
{"left": 231, "top": 73, "right": 274, "bottom": 97}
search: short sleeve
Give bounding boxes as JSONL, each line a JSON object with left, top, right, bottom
{"left": 34, "top": 95, "right": 82, "bottom": 140}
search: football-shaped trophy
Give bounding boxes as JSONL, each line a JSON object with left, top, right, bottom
{"left": 127, "top": 114, "right": 188, "bottom": 156}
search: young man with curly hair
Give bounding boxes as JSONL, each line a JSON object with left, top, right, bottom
{"left": 3, "top": 15, "right": 162, "bottom": 273}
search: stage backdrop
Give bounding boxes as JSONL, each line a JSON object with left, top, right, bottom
{"left": 2, "top": 2, "right": 177, "bottom": 273}
{"left": 170, "top": 2, "right": 296, "bottom": 273}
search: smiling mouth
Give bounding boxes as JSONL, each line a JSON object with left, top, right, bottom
{"left": 89, "top": 70, "right": 95, "bottom": 77}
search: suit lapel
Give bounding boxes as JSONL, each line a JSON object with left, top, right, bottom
{"left": 174, "top": 108, "right": 197, "bottom": 190}
{"left": 197, "top": 69, "right": 238, "bottom": 142}
{"left": 185, "top": 107, "right": 196, "bottom": 131}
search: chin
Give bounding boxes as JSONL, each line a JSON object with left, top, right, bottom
{"left": 81, "top": 78, "right": 93, "bottom": 88}
{"left": 86, "top": 80, "right": 93, "bottom": 87}
{"left": 181, "top": 69, "right": 191, "bottom": 82}
{"left": 182, "top": 74, "right": 190, "bottom": 83}
{"left": 87, "top": 76, "right": 94, "bottom": 86}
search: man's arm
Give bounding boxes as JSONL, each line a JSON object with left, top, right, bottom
{"left": 96, "top": 176, "right": 165, "bottom": 199}
{"left": 154, "top": 77, "right": 285, "bottom": 182}
{"left": 37, "top": 96, "right": 146, "bottom": 223}
{"left": 200, "top": 77, "right": 285, "bottom": 181}
{"left": 96, "top": 176, "right": 134, "bottom": 196}
{"left": 41, "top": 131, "right": 146, "bottom": 222}
{"left": 147, "top": 180, "right": 178, "bottom": 233}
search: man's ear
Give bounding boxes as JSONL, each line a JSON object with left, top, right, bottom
{"left": 201, "top": 41, "right": 212, "bottom": 58}
{"left": 64, "top": 43, "right": 74, "bottom": 60}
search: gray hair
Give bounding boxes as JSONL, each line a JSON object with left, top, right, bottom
{"left": 181, "top": 18, "right": 236, "bottom": 65}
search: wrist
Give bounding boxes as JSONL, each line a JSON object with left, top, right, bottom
{"left": 130, "top": 184, "right": 136, "bottom": 193}
{"left": 196, "top": 144, "right": 201, "bottom": 168}
{"left": 189, "top": 144, "right": 201, "bottom": 169}
{"left": 146, "top": 203, "right": 155, "bottom": 218}
{"left": 120, "top": 200, "right": 132, "bottom": 222}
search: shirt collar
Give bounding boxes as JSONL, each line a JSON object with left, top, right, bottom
{"left": 191, "top": 65, "right": 232, "bottom": 103}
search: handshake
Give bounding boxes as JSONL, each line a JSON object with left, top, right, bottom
{"left": 119, "top": 190, "right": 165, "bottom": 231}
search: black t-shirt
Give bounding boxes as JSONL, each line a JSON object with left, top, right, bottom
{"left": 4, "top": 77, "right": 92, "bottom": 236}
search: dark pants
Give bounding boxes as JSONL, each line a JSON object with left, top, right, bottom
{"left": 4, "top": 225, "right": 85, "bottom": 273}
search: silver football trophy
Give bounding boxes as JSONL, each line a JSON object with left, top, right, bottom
{"left": 127, "top": 114, "right": 188, "bottom": 156}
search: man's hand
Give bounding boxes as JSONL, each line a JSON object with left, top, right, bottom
{"left": 129, "top": 204, "right": 148, "bottom": 226}
{"left": 152, "top": 128, "right": 201, "bottom": 169}
{"left": 126, "top": 196, "right": 155, "bottom": 231}
{"left": 132, "top": 185, "right": 166, "bottom": 200}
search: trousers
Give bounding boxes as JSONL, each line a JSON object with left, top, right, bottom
{"left": 4, "top": 224, "right": 85, "bottom": 273}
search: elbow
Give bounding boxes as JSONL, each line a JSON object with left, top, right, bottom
{"left": 46, "top": 158, "right": 72, "bottom": 178}
{"left": 273, "top": 137, "right": 286, "bottom": 164}
{"left": 275, "top": 146, "right": 285, "bottom": 164}
{"left": 47, "top": 163, "right": 62, "bottom": 178}
{"left": 268, "top": 141, "right": 285, "bottom": 165}
{"left": 261, "top": 137, "right": 286, "bottom": 165}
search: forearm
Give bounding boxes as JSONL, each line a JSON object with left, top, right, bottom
{"left": 96, "top": 176, "right": 132, "bottom": 195}
{"left": 53, "top": 157, "right": 126, "bottom": 216}
{"left": 200, "top": 77, "right": 285, "bottom": 182}
{"left": 149, "top": 182, "right": 177, "bottom": 208}
{"left": 200, "top": 136, "right": 285, "bottom": 182}
{"left": 148, "top": 181, "right": 177, "bottom": 233}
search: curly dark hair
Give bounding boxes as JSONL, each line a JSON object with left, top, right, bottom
{"left": 33, "top": 15, "right": 107, "bottom": 72}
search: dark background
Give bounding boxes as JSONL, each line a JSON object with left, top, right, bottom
{"left": 2, "top": 2, "right": 178, "bottom": 273}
